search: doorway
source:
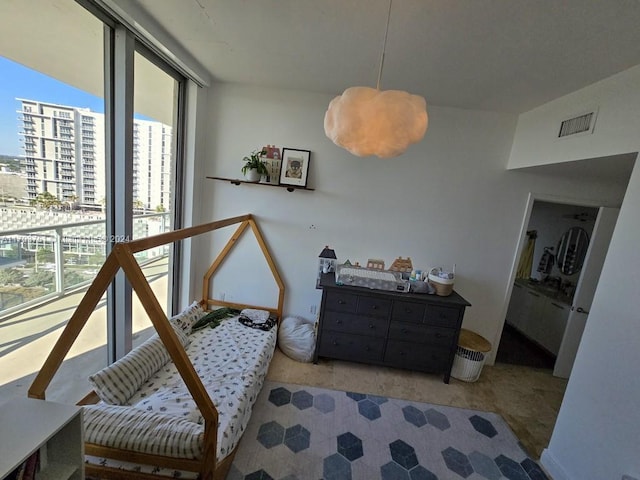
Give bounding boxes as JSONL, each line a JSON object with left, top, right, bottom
{"left": 496, "top": 196, "right": 618, "bottom": 378}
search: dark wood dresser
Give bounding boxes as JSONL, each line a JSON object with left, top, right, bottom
{"left": 314, "top": 273, "right": 471, "bottom": 383}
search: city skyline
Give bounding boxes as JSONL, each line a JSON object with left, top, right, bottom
{"left": 0, "top": 56, "right": 104, "bottom": 157}
{"left": 15, "top": 98, "right": 172, "bottom": 211}
{"left": 1, "top": 55, "right": 153, "bottom": 158}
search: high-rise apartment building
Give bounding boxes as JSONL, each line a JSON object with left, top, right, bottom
{"left": 18, "top": 99, "right": 104, "bottom": 209}
{"left": 18, "top": 99, "right": 172, "bottom": 211}
{"left": 133, "top": 119, "right": 173, "bottom": 212}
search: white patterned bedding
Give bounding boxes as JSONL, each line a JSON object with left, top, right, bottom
{"left": 84, "top": 314, "right": 277, "bottom": 474}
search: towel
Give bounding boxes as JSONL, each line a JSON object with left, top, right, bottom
{"left": 240, "top": 308, "right": 270, "bottom": 324}
{"left": 239, "top": 309, "right": 277, "bottom": 331}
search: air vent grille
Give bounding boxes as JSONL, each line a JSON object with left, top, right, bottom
{"left": 558, "top": 110, "right": 597, "bottom": 138}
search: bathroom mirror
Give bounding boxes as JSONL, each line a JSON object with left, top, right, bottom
{"left": 556, "top": 227, "right": 590, "bottom": 275}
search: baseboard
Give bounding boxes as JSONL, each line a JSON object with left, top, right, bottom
{"left": 541, "top": 448, "right": 570, "bottom": 480}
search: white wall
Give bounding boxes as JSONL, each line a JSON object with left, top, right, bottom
{"left": 509, "top": 65, "right": 640, "bottom": 168}
{"left": 506, "top": 66, "right": 640, "bottom": 479}
{"left": 541, "top": 162, "right": 640, "bottom": 480}
{"left": 192, "top": 82, "right": 627, "bottom": 363}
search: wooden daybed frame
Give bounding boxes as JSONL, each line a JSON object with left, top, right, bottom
{"left": 27, "top": 214, "right": 285, "bottom": 480}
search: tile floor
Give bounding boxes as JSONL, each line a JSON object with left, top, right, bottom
{"left": 266, "top": 348, "right": 568, "bottom": 459}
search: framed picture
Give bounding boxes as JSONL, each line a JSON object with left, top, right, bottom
{"left": 279, "top": 148, "right": 311, "bottom": 188}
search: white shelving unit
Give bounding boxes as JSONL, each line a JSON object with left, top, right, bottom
{"left": 0, "top": 397, "right": 83, "bottom": 480}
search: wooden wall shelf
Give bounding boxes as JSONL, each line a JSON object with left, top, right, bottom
{"left": 207, "top": 176, "right": 314, "bottom": 192}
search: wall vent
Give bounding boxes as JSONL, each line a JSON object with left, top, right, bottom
{"left": 558, "top": 109, "right": 598, "bottom": 139}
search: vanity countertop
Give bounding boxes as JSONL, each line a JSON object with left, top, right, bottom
{"left": 515, "top": 278, "right": 572, "bottom": 306}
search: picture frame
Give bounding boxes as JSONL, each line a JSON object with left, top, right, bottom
{"left": 279, "top": 148, "right": 311, "bottom": 188}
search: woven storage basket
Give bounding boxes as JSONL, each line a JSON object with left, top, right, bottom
{"left": 427, "top": 272, "right": 454, "bottom": 296}
{"left": 451, "top": 346, "right": 486, "bottom": 382}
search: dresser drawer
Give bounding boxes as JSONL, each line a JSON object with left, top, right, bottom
{"left": 319, "top": 332, "right": 385, "bottom": 362}
{"left": 388, "top": 323, "right": 457, "bottom": 346}
{"left": 424, "top": 305, "right": 460, "bottom": 326}
{"left": 391, "top": 300, "right": 425, "bottom": 324}
{"left": 323, "top": 312, "right": 389, "bottom": 337}
{"left": 357, "top": 296, "right": 391, "bottom": 318}
{"left": 384, "top": 340, "right": 450, "bottom": 372}
{"left": 324, "top": 291, "right": 358, "bottom": 313}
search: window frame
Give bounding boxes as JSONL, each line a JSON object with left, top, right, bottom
{"left": 78, "top": 0, "right": 189, "bottom": 362}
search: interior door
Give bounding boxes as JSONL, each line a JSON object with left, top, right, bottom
{"left": 553, "top": 206, "right": 620, "bottom": 378}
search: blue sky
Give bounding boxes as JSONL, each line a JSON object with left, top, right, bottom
{"left": 0, "top": 56, "right": 104, "bottom": 156}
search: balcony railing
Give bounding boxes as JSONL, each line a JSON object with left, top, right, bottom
{"left": 0, "top": 212, "right": 171, "bottom": 317}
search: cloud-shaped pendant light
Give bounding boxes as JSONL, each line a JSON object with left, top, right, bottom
{"left": 324, "top": 0, "right": 428, "bottom": 158}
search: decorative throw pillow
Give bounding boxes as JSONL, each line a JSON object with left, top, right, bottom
{"left": 83, "top": 404, "right": 204, "bottom": 459}
{"left": 170, "top": 301, "right": 207, "bottom": 335}
{"left": 88, "top": 322, "right": 190, "bottom": 405}
{"left": 89, "top": 335, "right": 169, "bottom": 405}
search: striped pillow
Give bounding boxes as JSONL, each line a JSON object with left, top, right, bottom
{"left": 89, "top": 324, "right": 190, "bottom": 405}
{"left": 83, "top": 404, "right": 204, "bottom": 459}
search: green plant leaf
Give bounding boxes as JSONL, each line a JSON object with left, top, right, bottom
{"left": 241, "top": 149, "right": 269, "bottom": 175}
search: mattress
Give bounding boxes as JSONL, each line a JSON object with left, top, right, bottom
{"left": 84, "top": 315, "right": 277, "bottom": 475}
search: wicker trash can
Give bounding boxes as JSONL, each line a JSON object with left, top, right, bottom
{"left": 451, "top": 329, "right": 492, "bottom": 382}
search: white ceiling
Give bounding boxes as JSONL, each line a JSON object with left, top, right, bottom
{"left": 4, "top": 0, "right": 636, "bottom": 185}
{"left": 131, "top": 0, "right": 640, "bottom": 114}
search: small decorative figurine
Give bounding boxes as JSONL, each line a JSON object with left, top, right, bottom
{"left": 260, "top": 145, "right": 281, "bottom": 185}
{"left": 367, "top": 258, "right": 385, "bottom": 270}
{"left": 317, "top": 246, "right": 337, "bottom": 287}
{"left": 389, "top": 256, "right": 413, "bottom": 273}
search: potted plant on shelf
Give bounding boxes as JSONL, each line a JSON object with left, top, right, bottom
{"left": 241, "top": 149, "right": 268, "bottom": 182}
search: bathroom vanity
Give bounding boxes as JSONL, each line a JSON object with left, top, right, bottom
{"left": 506, "top": 280, "right": 571, "bottom": 356}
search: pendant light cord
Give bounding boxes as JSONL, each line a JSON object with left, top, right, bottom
{"left": 376, "top": 0, "right": 393, "bottom": 90}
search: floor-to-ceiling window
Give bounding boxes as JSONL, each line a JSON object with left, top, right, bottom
{"left": 0, "top": 0, "right": 187, "bottom": 403}
{"left": 0, "top": 0, "right": 110, "bottom": 403}
{"left": 130, "top": 47, "right": 185, "bottom": 347}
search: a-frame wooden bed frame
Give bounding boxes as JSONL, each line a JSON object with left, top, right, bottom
{"left": 28, "top": 214, "right": 285, "bottom": 480}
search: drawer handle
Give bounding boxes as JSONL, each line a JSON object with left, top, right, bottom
{"left": 332, "top": 340, "right": 339, "bottom": 346}
{"left": 401, "top": 328, "right": 408, "bottom": 334}
{"left": 335, "top": 320, "right": 343, "bottom": 325}
{"left": 405, "top": 308, "right": 412, "bottom": 313}
{"left": 372, "top": 305, "right": 378, "bottom": 310}
{"left": 368, "top": 323, "right": 375, "bottom": 329}
{"left": 338, "top": 300, "right": 346, "bottom": 304}
{"left": 365, "top": 346, "right": 371, "bottom": 351}
{"left": 399, "top": 351, "right": 406, "bottom": 356}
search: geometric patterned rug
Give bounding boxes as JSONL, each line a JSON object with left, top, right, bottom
{"left": 227, "top": 381, "right": 549, "bottom": 480}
